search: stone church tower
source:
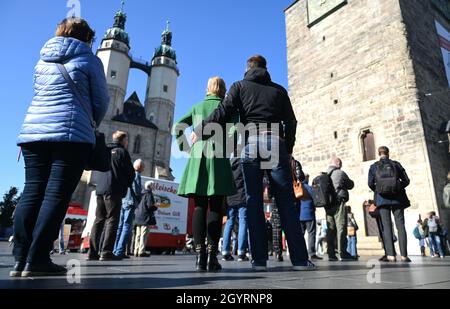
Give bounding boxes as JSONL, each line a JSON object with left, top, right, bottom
{"left": 285, "top": 0, "right": 450, "bottom": 255}
{"left": 73, "top": 4, "right": 179, "bottom": 207}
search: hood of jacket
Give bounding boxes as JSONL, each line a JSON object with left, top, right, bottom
{"left": 40, "top": 36, "right": 93, "bottom": 63}
{"left": 244, "top": 68, "right": 272, "bottom": 84}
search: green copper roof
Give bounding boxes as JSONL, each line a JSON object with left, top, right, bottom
{"left": 103, "top": 1, "right": 130, "bottom": 47}
{"left": 153, "top": 21, "right": 176, "bottom": 61}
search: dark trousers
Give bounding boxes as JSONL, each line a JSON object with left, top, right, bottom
{"left": 89, "top": 194, "right": 123, "bottom": 256}
{"left": 301, "top": 219, "right": 317, "bottom": 256}
{"left": 192, "top": 195, "right": 224, "bottom": 248}
{"left": 379, "top": 205, "right": 408, "bottom": 257}
{"left": 13, "top": 142, "right": 90, "bottom": 264}
{"left": 242, "top": 135, "right": 309, "bottom": 267}
{"left": 270, "top": 206, "right": 283, "bottom": 255}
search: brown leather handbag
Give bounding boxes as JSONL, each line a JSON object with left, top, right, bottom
{"left": 291, "top": 160, "right": 308, "bottom": 200}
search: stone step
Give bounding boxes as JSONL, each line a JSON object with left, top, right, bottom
{"left": 357, "top": 236, "right": 382, "bottom": 244}
{"left": 358, "top": 244, "right": 383, "bottom": 250}
{"left": 358, "top": 248, "right": 386, "bottom": 256}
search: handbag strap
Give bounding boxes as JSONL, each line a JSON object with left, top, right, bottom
{"left": 291, "top": 159, "right": 298, "bottom": 183}
{"left": 56, "top": 63, "right": 96, "bottom": 129}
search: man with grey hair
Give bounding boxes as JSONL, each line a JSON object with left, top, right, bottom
{"left": 113, "top": 159, "right": 145, "bottom": 258}
{"left": 326, "top": 157, "right": 355, "bottom": 261}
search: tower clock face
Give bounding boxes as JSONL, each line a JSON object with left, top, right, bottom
{"left": 307, "top": 0, "right": 348, "bottom": 27}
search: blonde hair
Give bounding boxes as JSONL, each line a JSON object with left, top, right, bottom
{"left": 206, "top": 77, "right": 227, "bottom": 98}
{"left": 112, "top": 130, "right": 128, "bottom": 143}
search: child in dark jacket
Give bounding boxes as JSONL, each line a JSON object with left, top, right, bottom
{"left": 134, "top": 181, "right": 158, "bottom": 257}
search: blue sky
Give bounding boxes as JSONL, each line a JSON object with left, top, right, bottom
{"left": 0, "top": 0, "right": 293, "bottom": 195}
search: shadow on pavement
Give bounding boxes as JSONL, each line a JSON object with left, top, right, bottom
{"left": 0, "top": 274, "right": 265, "bottom": 289}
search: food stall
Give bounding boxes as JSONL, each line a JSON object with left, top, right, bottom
{"left": 80, "top": 178, "right": 194, "bottom": 254}
{"left": 65, "top": 202, "right": 88, "bottom": 252}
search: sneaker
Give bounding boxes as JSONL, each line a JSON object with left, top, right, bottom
{"left": 252, "top": 265, "right": 268, "bottom": 272}
{"left": 292, "top": 261, "right": 317, "bottom": 271}
{"left": 379, "top": 255, "right": 388, "bottom": 262}
{"left": 59, "top": 251, "right": 66, "bottom": 255}
{"left": 100, "top": 253, "right": 123, "bottom": 261}
{"left": 86, "top": 255, "right": 100, "bottom": 261}
{"left": 237, "top": 255, "right": 249, "bottom": 262}
{"left": 276, "top": 253, "right": 284, "bottom": 262}
{"left": 9, "top": 262, "right": 25, "bottom": 278}
{"left": 21, "top": 262, "right": 67, "bottom": 277}
{"left": 138, "top": 253, "right": 150, "bottom": 258}
{"left": 401, "top": 256, "right": 412, "bottom": 263}
{"left": 115, "top": 254, "right": 131, "bottom": 259}
{"left": 328, "top": 256, "right": 339, "bottom": 262}
{"left": 221, "top": 254, "right": 234, "bottom": 261}
{"left": 340, "top": 254, "right": 356, "bottom": 261}
{"left": 386, "top": 256, "right": 397, "bottom": 262}
{"left": 310, "top": 255, "right": 323, "bottom": 260}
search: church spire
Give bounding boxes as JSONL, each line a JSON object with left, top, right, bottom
{"left": 103, "top": 0, "right": 130, "bottom": 47}
{"left": 113, "top": 1, "right": 127, "bottom": 30}
{"left": 161, "top": 20, "right": 172, "bottom": 46}
{"left": 153, "top": 21, "right": 176, "bottom": 61}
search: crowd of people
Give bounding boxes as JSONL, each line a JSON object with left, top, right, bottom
{"left": 414, "top": 212, "right": 447, "bottom": 258}
{"left": 9, "top": 17, "right": 449, "bottom": 278}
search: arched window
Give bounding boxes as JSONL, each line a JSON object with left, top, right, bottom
{"left": 133, "top": 135, "right": 141, "bottom": 154}
{"left": 361, "top": 130, "right": 375, "bottom": 162}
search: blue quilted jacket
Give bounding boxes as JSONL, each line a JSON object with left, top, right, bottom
{"left": 17, "top": 36, "right": 109, "bottom": 145}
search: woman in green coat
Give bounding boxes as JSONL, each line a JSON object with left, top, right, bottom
{"left": 173, "top": 77, "right": 236, "bottom": 272}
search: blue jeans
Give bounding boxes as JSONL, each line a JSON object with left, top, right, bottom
{"left": 347, "top": 236, "right": 357, "bottom": 257}
{"left": 58, "top": 223, "right": 65, "bottom": 252}
{"left": 113, "top": 206, "right": 135, "bottom": 256}
{"left": 242, "top": 135, "right": 309, "bottom": 267}
{"left": 429, "top": 232, "right": 445, "bottom": 257}
{"left": 222, "top": 203, "right": 248, "bottom": 256}
{"left": 13, "top": 142, "right": 90, "bottom": 264}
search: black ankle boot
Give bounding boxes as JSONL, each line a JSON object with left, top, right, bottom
{"left": 207, "top": 244, "right": 222, "bottom": 272}
{"left": 196, "top": 245, "right": 207, "bottom": 272}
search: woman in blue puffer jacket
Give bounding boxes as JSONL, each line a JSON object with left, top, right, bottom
{"left": 11, "top": 18, "right": 109, "bottom": 278}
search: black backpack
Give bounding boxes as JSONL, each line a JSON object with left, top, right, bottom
{"left": 311, "top": 171, "right": 336, "bottom": 209}
{"left": 375, "top": 160, "right": 399, "bottom": 195}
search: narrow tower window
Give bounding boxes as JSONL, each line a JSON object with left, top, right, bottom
{"left": 111, "top": 70, "right": 117, "bottom": 79}
{"left": 149, "top": 113, "right": 155, "bottom": 123}
{"left": 163, "top": 85, "right": 168, "bottom": 92}
{"left": 361, "top": 130, "right": 376, "bottom": 162}
{"left": 133, "top": 135, "right": 141, "bottom": 154}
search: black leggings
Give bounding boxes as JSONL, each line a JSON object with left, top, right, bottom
{"left": 193, "top": 196, "right": 224, "bottom": 247}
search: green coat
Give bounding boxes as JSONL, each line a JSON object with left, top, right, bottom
{"left": 173, "top": 95, "right": 237, "bottom": 197}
